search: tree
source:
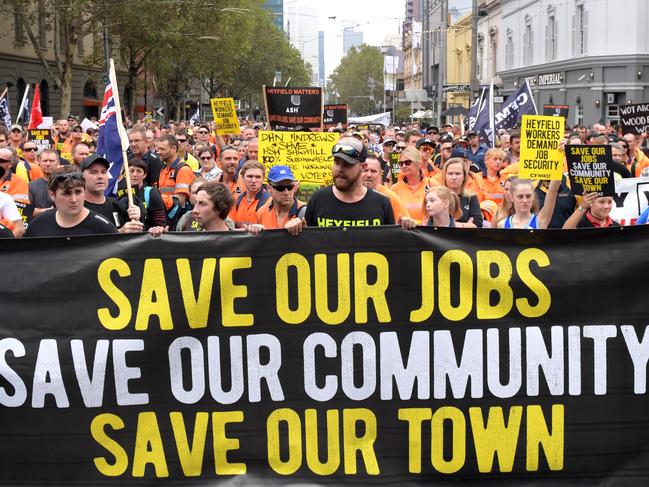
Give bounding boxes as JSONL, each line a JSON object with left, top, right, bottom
{"left": 9, "top": 0, "right": 102, "bottom": 117}
{"left": 328, "top": 44, "right": 384, "bottom": 116}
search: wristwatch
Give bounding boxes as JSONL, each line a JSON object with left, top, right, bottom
{"left": 578, "top": 205, "right": 587, "bottom": 212}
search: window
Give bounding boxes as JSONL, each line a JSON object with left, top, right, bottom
{"left": 477, "top": 34, "right": 484, "bottom": 80}
{"left": 523, "top": 17, "right": 533, "bottom": 66}
{"left": 38, "top": 1, "right": 47, "bottom": 49}
{"left": 572, "top": 3, "right": 588, "bottom": 56}
{"left": 546, "top": 10, "right": 558, "bottom": 61}
{"left": 489, "top": 27, "right": 498, "bottom": 78}
{"left": 14, "top": 7, "right": 25, "bottom": 45}
{"left": 505, "top": 29, "right": 514, "bottom": 69}
{"left": 607, "top": 105, "right": 619, "bottom": 124}
{"left": 576, "top": 104, "right": 584, "bottom": 125}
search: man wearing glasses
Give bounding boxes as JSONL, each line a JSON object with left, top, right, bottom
{"left": 285, "top": 136, "right": 394, "bottom": 235}
{"left": 24, "top": 167, "right": 118, "bottom": 237}
{"left": 128, "top": 127, "right": 163, "bottom": 187}
{"left": 244, "top": 166, "right": 305, "bottom": 235}
{"left": 175, "top": 129, "right": 199, "bottom": 171}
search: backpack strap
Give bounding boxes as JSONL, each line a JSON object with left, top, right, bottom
{"left": 143, "top": 186, "right": 152, "bottom": 209}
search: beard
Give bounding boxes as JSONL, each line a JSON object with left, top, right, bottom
{"left": 333, "top": 169, "right": 360, "bottom": 192}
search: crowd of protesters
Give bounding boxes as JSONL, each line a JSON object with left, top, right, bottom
{"left": 1, "top": 114, "right": 647, "bottom": 238}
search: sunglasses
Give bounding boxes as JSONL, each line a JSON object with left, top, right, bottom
{"left": 271, "top": 183, "right": 295, "bottom": 192}
{"left": 11, "top": 129, "right": 22, "bottom": 133}
{"left": 0, "top": 158, "right": 11, "bottom": 163}
{"left": 72, "top": 128, "right": 82, "bottom": 132}
{"left": 198, "top": 131, "right": 209, "bottom": 134}
{"left": 177, "top": 138, "right": 187, "bottom": 143}
{"left": 48, "top": 172, "right": 83, "bottom": 189}
{"left": 399, "top": 160, "right": 413, "bottom": 166}
{"left": 332, "top": 143, "right": 361, "bottom": 159}
{"left": 199, "top": 156, "right": 212, "bottom": 160}
{"left": 24, "top": 147, "right": 38, "bottom": 152}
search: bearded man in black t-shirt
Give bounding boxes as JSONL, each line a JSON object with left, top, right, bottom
{"left": 286, "top": 136, "right": 394, "bottom": 235}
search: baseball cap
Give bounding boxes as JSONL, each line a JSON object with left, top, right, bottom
{"left": 416, "top": 138, "right": 435, "bottom": 148}
{"left": 382, "top": 138, "right": 396, "bottom": 145}
{"left": 80, "top": 153, "right": 110, "bottom": 172}
{"left": 267, "top": 165, "right": 296, "bottom": 183}
{"left": 427, "top": 125, "right": 439, "bottom": 134}
{"left": 450, "top": 148, "right": 469, "bottom": 159}
{"left": 10, "top": 124, "right": 23, "bottom": 133}
{"left": 332, "top": 136, "right": 367, "bottom": 164}
{"left": 466, "top": 130, "right": 478, "bottom": 137}
{"left": 439, "top": 133, "right": 454, "bottom": 144}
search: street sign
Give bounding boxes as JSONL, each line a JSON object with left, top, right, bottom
{"left": 155, "top": 107, "right": 165, "bottom": 116}
{"left": 493, "top": 96, "right": 504, "bottom": 104}
{"left": 443, "top": 84, "right": 471, "bottom": 93}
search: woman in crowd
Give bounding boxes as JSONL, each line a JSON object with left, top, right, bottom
{"left": 497, "top": 178, "right": 560, "bottom": 229}
{"left": 422, "top": 186, "right": 463, "bottom": 228}
{"left": 390, "top": 146, "right": 438, "bottom": 223}
{"left": 563, "top": 192, "right": 620, "bottom": 228}
{"left": 482, "top": 148, "right": 507, "bottom": 205}
{"left": 440, "top": 158, "right": 483, "bottom": 227}
{"left": 195, "top": 145, "right": 222, "bottom": 181}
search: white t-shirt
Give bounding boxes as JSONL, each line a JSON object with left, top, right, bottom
{"left": 0, "top": 191, "right": 22, "bottom": 222}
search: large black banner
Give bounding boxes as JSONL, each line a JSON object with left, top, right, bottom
{"left": 1, "top": 227, "right": 649, "bottom": 485}
{"left": 263, "top": 86, "right": 323, "bottom": 131}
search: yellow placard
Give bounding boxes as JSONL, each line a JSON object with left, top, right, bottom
{"left": 518, "top": 115, "right": 564, "bottom": 180}
{"left": 258, "top": 131, "right": 338, "bottom": 186}
{"left": 210, "top": 97, "right": 240, "bottom": 135}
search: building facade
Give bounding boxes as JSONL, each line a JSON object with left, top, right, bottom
{"left": 445, "top": 14, "right": 472, "bottom": 108}
{"left": 0, "top": 8, "right": 109, "bottom": 120}
{"left": 343, "top": 27, "right": 363, "bottom": 56}
{"left": 284, "top": 3, "right": 320, "bottom": 84}
{"left": 264, "top": 0, "right": 284, "bottom": 31}
{"left": 476, "top": 0, "right": 503, "bottom": 86}
{"left": 498, "top": 0, "right": 649, "bottom": 126}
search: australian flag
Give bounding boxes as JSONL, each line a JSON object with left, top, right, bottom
{"left": 0, "top": 95, "right": 10, "bottom": 129}
{"left": 474, "top": 80, "right": 537, "bottom": 147}
{"left": 97, "top": 81, "right": 124, "bottom": 196}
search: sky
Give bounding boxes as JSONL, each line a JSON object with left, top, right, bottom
{"left": 302, "top": 0, "right": 407, "bottom": 79}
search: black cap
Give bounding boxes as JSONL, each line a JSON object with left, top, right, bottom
{"left": 439, "top": 133, "right": 454, "bottom": 144}
{"left": 427, "top": 125, "right": 439, "bottom": 134}
{"left": 80, "top": 153, "right": 110, "bottom": 172}
{"left": 450, "top": 148, "right": 470, "bottom": 159}
{"left": 466, "top": 130, "right": 478, "bottom": 137}
{"left": 416, "top": 138, "right": 435, "bottom": 148}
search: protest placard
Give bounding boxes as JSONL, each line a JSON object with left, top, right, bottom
{"left": 566, "top": 144, "right": 615, "bottom": 196}
{"left": 323, "top": 104, "right": 348, "bottom": 130}
{"left": 610, "top": 176, "right": 649, "bottom": 225}
{"left": 543, "top": 105, "right": 569, "bottom": 119}
{"left": 27, "top": 129, "right": 52, "bottom": 152}
{"left": 258, "top": 130, "right": 337, "bottom": 186}
{"left": 519, "top": 114, "right": 564, "bottom": 180}
{"left": 619, "top": 103, "right": 649, "bottom": 135}
{"left": 389, "top": 152, "right": 401, "bottom": 184}
{"left": 209, "top": 97, "right": 240, "bottom": 135}
{"left": 263, "top": 86, "right": 323, "bottom": 130}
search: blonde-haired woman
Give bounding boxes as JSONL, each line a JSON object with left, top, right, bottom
{"left": 391, "top": 146, "right": 438, "bottom": 222}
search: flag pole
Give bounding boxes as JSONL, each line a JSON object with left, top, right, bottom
{"left": 488, "top": 79, "right": 495, "bottom": 148}
{"left": 108, "top": 58, "right": 134, "bottom": 208}
{"left": 16, "top": 84, "right": 31, "bottom": 124}
{"left": 0, "top": 88, "right": 7, "bottom": 102}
